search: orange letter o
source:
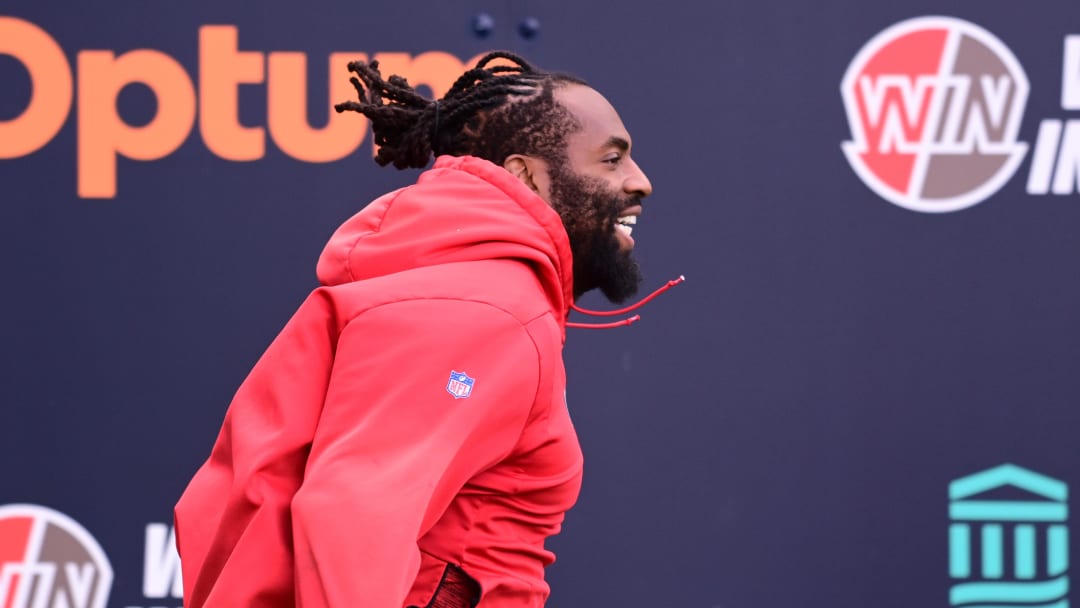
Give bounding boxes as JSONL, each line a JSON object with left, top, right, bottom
{"left": 0, "top": 16, "right": 73, "bottom": 158}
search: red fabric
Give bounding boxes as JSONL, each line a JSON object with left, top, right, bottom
{"left": 174, "top": 156, "right": 584, "bottom": 608}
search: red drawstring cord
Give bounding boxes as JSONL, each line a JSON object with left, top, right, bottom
{"left": 566, "top": 275, "right": 685, "bottom": 329}
{"left": 566, "top": 315, "right": 641, "bottom": 329}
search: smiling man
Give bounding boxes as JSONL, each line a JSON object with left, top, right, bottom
{"left": 175, "top": 51, "right": 655, "bottom": 608}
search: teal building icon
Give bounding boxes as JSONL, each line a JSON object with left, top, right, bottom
{"left": 949, "top": 464, "right": 1069, "bottom": 608}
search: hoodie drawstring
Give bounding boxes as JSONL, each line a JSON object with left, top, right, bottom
{"left": 566, "top": 275, "right": 685, "bottom": 329}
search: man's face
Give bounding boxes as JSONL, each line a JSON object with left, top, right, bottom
{"left": 544, "top": 85, "right": 653, "bottom": 303}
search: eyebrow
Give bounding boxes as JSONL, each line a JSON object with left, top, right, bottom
{"left": 603, "top": 136, "right": 630, "bottom": 152}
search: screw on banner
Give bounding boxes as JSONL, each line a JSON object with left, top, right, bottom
{"left": 518, "top": 16, "right": 541, "bottom": 40}
{"left": 472, "top": 13, "right": 495, "bottom": 39}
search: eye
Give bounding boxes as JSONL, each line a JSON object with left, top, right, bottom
{"left": 602, "top": 154, "right": 622, "bottom": 165}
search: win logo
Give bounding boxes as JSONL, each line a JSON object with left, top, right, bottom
{"left": 949, "top": 464, "right": 1069, "bottom": 608}
{"left": 841, "top": 17, "right": 1030, "bottom": 213}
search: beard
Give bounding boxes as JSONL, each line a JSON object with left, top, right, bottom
{"left": 546, "top": 161, "right": 643, "bottom": 303}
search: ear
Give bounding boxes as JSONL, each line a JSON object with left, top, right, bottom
{"left": 503, "top": 154, "right": 542, "bottom": 194}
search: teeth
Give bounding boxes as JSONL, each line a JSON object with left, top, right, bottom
{"left": 616, "top": 224, "right": 633, "bottom": 236}
{"left": 616, "top": 216, "right": 638, "bottom": 225}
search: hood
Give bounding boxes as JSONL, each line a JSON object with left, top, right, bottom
{"left": 317, "top": 155, "right": 574, "bottom": 322}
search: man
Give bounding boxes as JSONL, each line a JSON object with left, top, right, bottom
{"left": 174, "top": 51, "right": 659, "bottom": 608}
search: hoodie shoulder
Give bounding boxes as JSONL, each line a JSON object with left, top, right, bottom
{"left": 326, "top": 258, "right": 558, "bottom": 332}
{"left": 315, "top": 156, "right": 574, "bottom": 324}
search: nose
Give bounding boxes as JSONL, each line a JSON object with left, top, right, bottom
{"left": 624, "top": 157, "right": 652, "bottom": 198}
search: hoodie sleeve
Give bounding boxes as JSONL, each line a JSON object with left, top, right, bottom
{"left": 174, "top": 290, "right": 338, "bottom": 608}
{"left": 290, "top": 298, "right": 541, "bottom": 608}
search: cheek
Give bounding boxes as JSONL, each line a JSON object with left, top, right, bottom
{"left": 577, "top": 170, "right": 622, "bottom": 196}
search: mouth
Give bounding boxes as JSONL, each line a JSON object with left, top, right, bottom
{"left": 614, "top": 205, "right": 641, "bottom": 250}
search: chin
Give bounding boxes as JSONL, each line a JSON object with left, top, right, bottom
{"left": 592, "top": 253, "right": 642, "bottom": 304}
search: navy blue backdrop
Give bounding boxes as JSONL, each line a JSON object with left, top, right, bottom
{"left": 2, "top": 1, "right": 1079, "bottom": 607}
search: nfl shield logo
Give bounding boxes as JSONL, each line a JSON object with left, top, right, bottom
{"left": 446, "top": 370, "right": 475, "bottom": 399}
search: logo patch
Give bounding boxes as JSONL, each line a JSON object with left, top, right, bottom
{"left": 0, "top": 504, "right": 114, "bottom": 608}
{"left": 446, "top": 371, "right": 475, "bottom": 399}
{"left": 841, "top": 16, "right": 1029, "bottom": 213}
{"left": 948, "top": 464, "right": 1069, "bottom": 608}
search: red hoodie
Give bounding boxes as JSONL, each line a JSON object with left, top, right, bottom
{"left": 174, "top": 155, "right": 585, "bottom": 607}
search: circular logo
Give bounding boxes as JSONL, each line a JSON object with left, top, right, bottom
{"left": 0, "top": 504, "right": 114, "bottom": 608}
{"left": 841, "top": 16, "right": 1029, "bottom": 213}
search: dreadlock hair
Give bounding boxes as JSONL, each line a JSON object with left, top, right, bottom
{"left": 333, "top": 51, "right": 587, "bottom": 170}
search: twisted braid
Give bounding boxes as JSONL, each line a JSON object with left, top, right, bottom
{"left": 334, "top": 51, "right": 585, "bottom": 169}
